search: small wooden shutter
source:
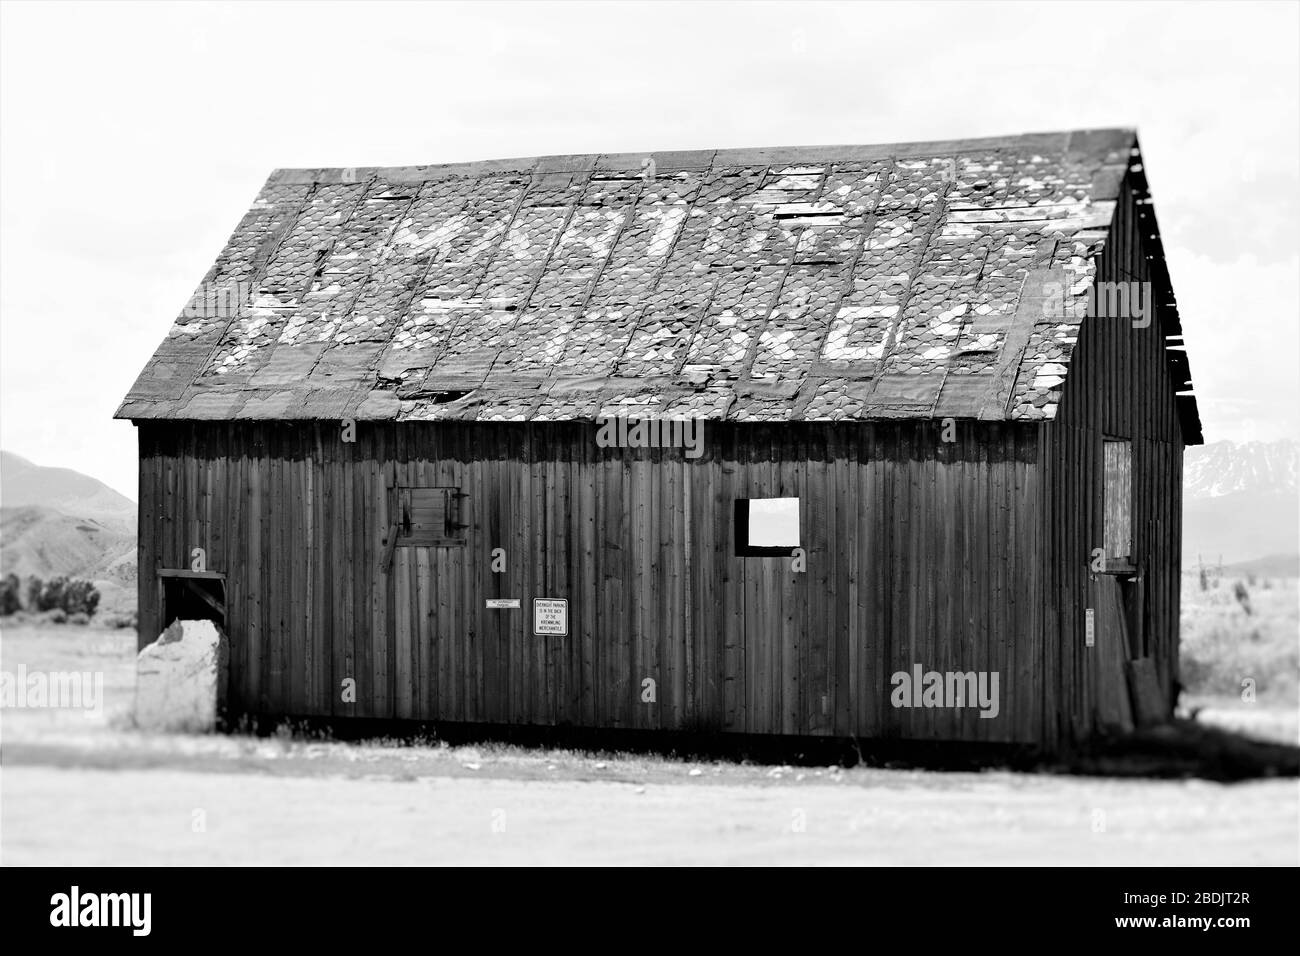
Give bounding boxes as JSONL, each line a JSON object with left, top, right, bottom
{"left": 1103, "top": 440, "right": 1132, "bottom": 562}
{"left": 396, "top": 486, "right": 464, "bottom": 547}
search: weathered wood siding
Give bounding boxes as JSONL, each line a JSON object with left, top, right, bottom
{"left": 1038, "top": 168, "right": 1187, "bottom": 745}
{"left": 136, "top": 421, "right": 1047, "bottom": 744}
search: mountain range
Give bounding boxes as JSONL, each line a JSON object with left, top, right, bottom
{"left": 1182, "top": 439, "right": 1297, "bottom": 570}
{"left": 1184, "top": 439, "right": 1297, "bottom": 500}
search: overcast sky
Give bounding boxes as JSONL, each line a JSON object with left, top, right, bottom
{"left": 1, "top": 0, "right": 1296, "bottom": 500}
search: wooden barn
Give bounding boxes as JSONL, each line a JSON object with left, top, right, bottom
{"left": 117, "top": 128, "right": 1202, "bottom": 751}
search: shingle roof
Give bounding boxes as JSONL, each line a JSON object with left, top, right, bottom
{"left": 116, "top": 128, "right": 1154, "bottom": 425}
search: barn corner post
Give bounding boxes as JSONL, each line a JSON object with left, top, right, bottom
{"left": 132, "top": 419, "right": 154, "bottom": 654}
{"left": 111, "top": 128, "right": 1200, "bottom": 759}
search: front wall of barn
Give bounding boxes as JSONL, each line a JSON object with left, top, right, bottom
{"left": 136, "top": 420, "right": 1049, "bottom": 745}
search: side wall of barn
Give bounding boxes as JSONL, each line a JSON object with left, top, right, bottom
{"left": 1038, "top": 169, "right": 1187, "bottom": 746}
{"left": 135, "top": 420, "right": 1048, "bottom": 745}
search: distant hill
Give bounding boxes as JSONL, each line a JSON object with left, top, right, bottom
{"left": 1183, "top": 439, "right": 1298, "bottom": 572}
{"left": 1220, "top": 553, "right": 1300, "bottom": 578}
{"left": 0, "top": 451, "right": 137, "bottom": 588}
{"left": 1, "top": 451, "right": 135, "bottom": 528}
{"left": 0, "top": 505, "right": 136, "bottom": 582}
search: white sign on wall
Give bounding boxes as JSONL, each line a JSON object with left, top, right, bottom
{"left": 533, "top": 598, "right": 568, "bottom": 636}
{"left": 486, "top": 598, "right": 520, "bottom": 609}
{"left": 1085, "top": 608, "right": 1095, "bottom": 647}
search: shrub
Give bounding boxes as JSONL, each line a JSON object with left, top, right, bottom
{"left": 0, "top": 574, "right": 20, "bottom": 615}
{"left": 1232, "top": 580, "right": 1252, "bottom": 616}
{"left": 39, "top": 576, "right": 67, "bottom": 611}
{"left": 62, "top": 579, "right": 100, "bottom": 616}
{"left": 22, "top": 575, "right": 101, "bottom": 616}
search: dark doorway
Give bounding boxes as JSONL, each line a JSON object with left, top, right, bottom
{"left": 1118, "top": 574, "right": 1147, "bottom": 659}
{"left": 161, "top": 574, "right": 226, "bottom": 630}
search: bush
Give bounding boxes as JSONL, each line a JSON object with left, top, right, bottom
{"left": 18, "top": 575, "right": 101, "bottom": 616}
{"left": 0, "top": 574, "right": 20, "bottom": 615}
{"left": 39, "top": 576, "right": 67, "bottom": 611}
{"left": 1232, "top": 580, "right": 1252, "bottom": 616}
{"left": 63, "top": 579, "right": 100, "bottom": 616}
{"left": 103, "top": 610, "right": 138, "bottom": 630}
{"left": 68, "top": 612, "right": 90, "bottom": 626}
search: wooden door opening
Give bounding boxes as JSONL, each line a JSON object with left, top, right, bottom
{"left": 160, "top": 573, "right": 226, "bottom": 631}
{"left": 1118, "top": 575, "right": 1146, "bottom": 659}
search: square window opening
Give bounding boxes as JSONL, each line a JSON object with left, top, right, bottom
{"left": 735, "top": 497, "right": 800, "bottom": 557}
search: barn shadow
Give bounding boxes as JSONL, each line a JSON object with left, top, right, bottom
{"left": 225, "top": 712, "right": 1299, "bottom": 782}
{"left": 1063, "top": 719, "right": 1300, "bottom": 781}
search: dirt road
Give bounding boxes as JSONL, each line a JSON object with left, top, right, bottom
{"left": 5, "top": 760, "right": 1296, "bottom": 865}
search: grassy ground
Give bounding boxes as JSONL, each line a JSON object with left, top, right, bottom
{"left": 1180, "top": 573, "right": 1298, "bottom": 701}
{"left": 2, "top": 620, "right": 1298, "bottom": 865}
{"left": 1175, "top": 573, "right": 1298, "bottom": 753}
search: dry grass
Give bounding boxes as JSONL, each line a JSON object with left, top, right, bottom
{"left": 1179, "top": 574, "right": 1298, "bottom": 702}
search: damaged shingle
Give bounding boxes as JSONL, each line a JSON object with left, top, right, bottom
{"left": 117, "top": 129, "right": 1169, "bottom": 426}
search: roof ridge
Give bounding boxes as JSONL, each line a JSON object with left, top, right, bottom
{"left": 268, "top": 128, "right": 1139, "bottom": 185}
